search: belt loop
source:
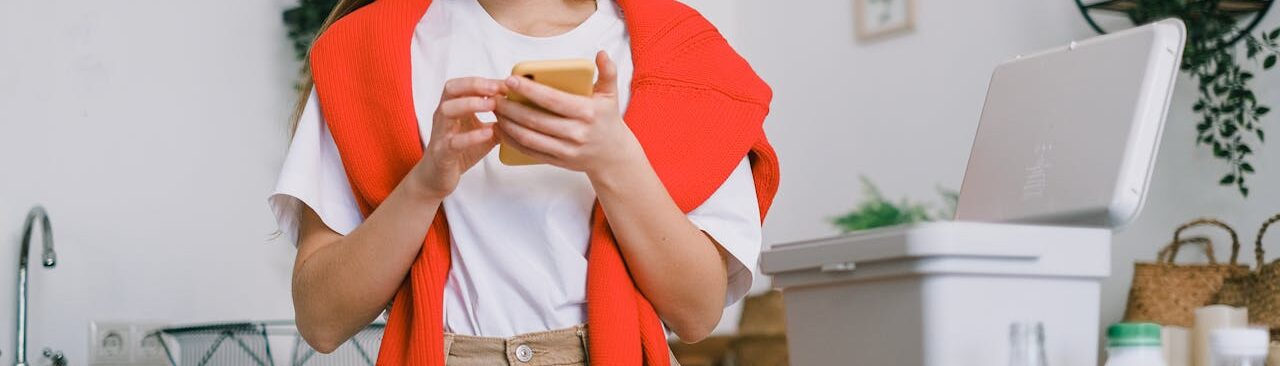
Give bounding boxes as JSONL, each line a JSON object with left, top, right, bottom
{"left": 442, "top": 333, "right": 454, "bottom": 361}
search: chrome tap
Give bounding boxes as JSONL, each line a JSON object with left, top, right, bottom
{"left": 17, "top": 206, "right": 56, "bottom": 366}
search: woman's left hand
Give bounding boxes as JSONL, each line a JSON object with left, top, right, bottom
{"left": 494, "top": 51, "right": 644, "bottom": 176}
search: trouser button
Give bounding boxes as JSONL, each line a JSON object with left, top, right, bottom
{"left": 515, "top": 344, "right": 533, "bottom": 362}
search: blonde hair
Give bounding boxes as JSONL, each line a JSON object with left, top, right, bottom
{"left": 289, "top": 0, "right": 376, "bottom": 133}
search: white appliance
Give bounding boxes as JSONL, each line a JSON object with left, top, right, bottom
{"left": 761, "top": 19, "right": 1186, "bottom": 366}
{"left": 764, "top": 222, "right": 1109, "bottom": 366}
{"left": 956, "top": 18, "right": 1184, "bottom": 228}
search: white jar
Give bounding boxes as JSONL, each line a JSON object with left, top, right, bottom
{"left": 1104, "top": 323, "right": 1168, "bottom": 366}
{"left": 1210, "top": 328, "right": 1269, "bottom": 366}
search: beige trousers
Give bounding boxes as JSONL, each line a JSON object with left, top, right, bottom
{"left": 442, "top": 324, "right": 680, "bottom": 366}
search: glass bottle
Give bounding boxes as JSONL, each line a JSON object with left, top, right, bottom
{"left": 1009, "top": 321, "right": 1048, "bottom": 366}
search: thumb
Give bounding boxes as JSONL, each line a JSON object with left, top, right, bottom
{"left": 593, "top": 50, "right": 618, "bottom": 96}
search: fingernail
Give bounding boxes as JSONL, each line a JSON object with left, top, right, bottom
{"left": 506, "top": 76, "right": 520, "bottom": 87}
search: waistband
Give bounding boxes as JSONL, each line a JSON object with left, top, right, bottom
{"left": 443, "top": 324, "right": 589, "bottom": 366}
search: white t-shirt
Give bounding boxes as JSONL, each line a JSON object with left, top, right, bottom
{"left": 269, "top": 0, "right": 762, "bottom": 337}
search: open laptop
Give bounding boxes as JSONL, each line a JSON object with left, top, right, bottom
{"left": 954, "top": 19, "right": 1184, "bottom": 228}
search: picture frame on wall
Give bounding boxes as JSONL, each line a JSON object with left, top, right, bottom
{"left": 855, "top": 0, "right": 917, "bottom": 41}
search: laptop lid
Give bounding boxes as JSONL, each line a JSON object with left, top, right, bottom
{"left": 955, "top": 19, "right": 1185, "bottom": 228}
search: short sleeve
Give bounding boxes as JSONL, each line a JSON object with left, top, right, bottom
{"left": 687, "top": 157, "right": 762, "bottom": 307}
{"left": 268, "top": 88, "right": 365, "bottom": 245}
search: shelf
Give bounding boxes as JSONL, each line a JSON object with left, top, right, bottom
{"left": 1086, "top": 0, "right": 1269, "bottom": 16}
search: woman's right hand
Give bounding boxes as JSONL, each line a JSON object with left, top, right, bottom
{"left": 411, "top": 77, "right": 504, "bottom": 199}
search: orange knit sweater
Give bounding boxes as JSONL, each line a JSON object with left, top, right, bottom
{"left": 308, "top": 0, "right": 779, "bottom": 364}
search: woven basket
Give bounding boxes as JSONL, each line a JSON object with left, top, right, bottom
{"left": 733, "top": 290, "right": 788, "bottom": 366}
{"left": 1214, "top": 214, "right": 1280, "bottom": 330}
{"left": 1124, "top": 218, "right": 1249, "bottom": 328}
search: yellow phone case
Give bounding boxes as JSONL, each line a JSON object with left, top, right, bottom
{"left": 499, "top": 58, "right": 596, "bottom": 166}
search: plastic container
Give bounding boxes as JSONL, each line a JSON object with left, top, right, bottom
{"left": 1104, "top": 323, "right": 1167, "bottom": 366}
{"left": 1209, "top": 328, "right": 1268, "bottom": 366}
{"left": 761, "top": 221, "right": 1110, "bottom": 366}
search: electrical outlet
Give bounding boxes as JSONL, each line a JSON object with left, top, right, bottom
{"left": 131, "top": 323, "right": 169, "bottom": 366}
{"left": 89, "top": 322, "right": 130, "bottom": 365}
{"left": 90, "top": 321, "right": 171, "bottom": 366}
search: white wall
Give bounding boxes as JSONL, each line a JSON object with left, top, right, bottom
{"left": 682, "top": 0, "right": 738, "bottom": 41}
{"left": 734, "top": 0, "right": 1279, "bottom": 347}
{"left": 0, "top": 0, "right": 299, "bottom": 363}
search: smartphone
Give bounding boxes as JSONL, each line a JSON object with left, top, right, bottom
{"left": 499, "top": 58, "right": 596, "bottom": 166}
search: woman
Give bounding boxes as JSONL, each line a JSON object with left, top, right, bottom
{"left": 270, "top": 0, "right": 779, "bottom": 364}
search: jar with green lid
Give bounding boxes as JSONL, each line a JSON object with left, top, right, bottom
{"left": 1104, "top": 323, "right": 1167, "bottom": 366}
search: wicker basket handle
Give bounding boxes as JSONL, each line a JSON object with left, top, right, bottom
{"left": 1171, "top": 218, "right": 1241, "bottom": 265}
{"left": 1158, "top": 236, "right": 1217, "bottom": 264}
{"left": 1251, "top": 213, "right": 1280, "bottom": 272}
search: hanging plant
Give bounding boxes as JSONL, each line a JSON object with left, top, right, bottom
{"left": 1079, "top": 0, "right": 1280, "bottom": 197}
{"left": 1190, "top": 28, "right": 1279, "bottom": 197}
{"left": 1169, "top": 3, "right": 1280, "bottom": 198}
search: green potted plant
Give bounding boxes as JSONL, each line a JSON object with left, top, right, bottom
{"left": 831, "top": 177, "right": 956, "bottom": 232}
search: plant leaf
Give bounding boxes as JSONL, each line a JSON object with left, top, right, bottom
{"left": 1266, "top": 55, "right": 1278, "bottom": 69}
{"left": 832, "top": 177, "right": 938, "bottom": 232}
{"left": 1221, "top": 174, "right": 1237, "bottom": 185}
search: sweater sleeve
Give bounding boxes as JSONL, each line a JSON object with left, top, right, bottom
{"left": 269, "top": 92, "right": 763, "bottom": 308}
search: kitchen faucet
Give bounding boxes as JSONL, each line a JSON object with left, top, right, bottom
{"left": 16, "top": 206, "right": 59, "bottom": 366}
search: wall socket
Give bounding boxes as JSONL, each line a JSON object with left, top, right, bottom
{"left": 89, "top": 321, "right": 170, "bottom": 366}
